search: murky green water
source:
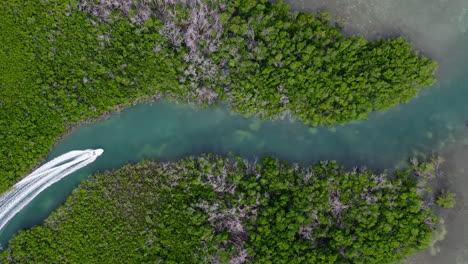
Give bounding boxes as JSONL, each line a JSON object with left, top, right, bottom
{"left": 1, "top": 0, "right": 468, "bottom": 262}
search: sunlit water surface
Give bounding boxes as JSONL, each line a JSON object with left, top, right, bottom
{"left": 1, "top": 0, "right": 468, "bottom": 262}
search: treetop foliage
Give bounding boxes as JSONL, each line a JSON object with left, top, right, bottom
{"left": 0, "top": 0, "right": 437, "bottom": 213}
{"left": 217, "top": 0, "right": 437, "bottom": 125}
{"left": 1, "top": 156, "right": 438, "bottom": 263}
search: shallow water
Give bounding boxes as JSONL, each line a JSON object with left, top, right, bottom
{"left": 1, "top": 71, "right": 467, "bottom": 257}
{"left": 281, "top": 0, "right": 468, "bottom": 67}
{"left": 1, "top": 0, "right": 468, "bottom": 262}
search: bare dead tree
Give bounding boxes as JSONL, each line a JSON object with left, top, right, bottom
{"left": 78, "top": 0, "right": 152, "bottom": 24}
{"left": 77, "top": 0, "right": 228, "bottom": 103}
{"left": 154, "top": 0, "right": 227, "bottom": 103}
{"left": 301, "top": 167, "right": 315, "bottom": 183}
{"left": 328, "top": 190, "right": 349, "bottom": 216}
{"left": 298, "top": 225, "right": 314, "bottom": 240}
{"left": 194, "top": 200, "right": 251, "bottom": 264}
{"left": 229, "top": 248, "right": 250, "bottom": 264}
{"left": 369, "top": 174, "right": 392, "bottom": 191}
{"left": 360, "top": 192, "right": 378, "bottom": 204}
{"left": 204, "top": 167, "right": 237, "bottom": 195}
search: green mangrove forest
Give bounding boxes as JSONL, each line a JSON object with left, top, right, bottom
{"left": 0, "top": 0, "right": 436, "bottom": 192}
{"left": 0, "top": 0, "right": 448, "bottom": 263}
{"left": 0, "top": 155, "right": 442, "bottom": 263}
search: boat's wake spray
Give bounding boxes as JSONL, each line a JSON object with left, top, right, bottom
{"left": 0, "top": 149, "right": 104, "bottom": 233}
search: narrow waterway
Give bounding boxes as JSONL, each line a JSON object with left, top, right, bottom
{"left": 1, "top": 0, "right": 468, "bottom": 262}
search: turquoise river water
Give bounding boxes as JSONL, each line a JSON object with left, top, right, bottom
{"left": 1, "top": 0, "right": 468, "bottom": 263}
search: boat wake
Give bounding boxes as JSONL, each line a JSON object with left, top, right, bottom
{"left": 0, "top": 149, "right": 104, "bottom": 233}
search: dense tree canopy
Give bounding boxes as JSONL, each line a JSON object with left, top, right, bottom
{"left": 0, "top": 0, "right": 184, "bottom": 193}
{"left": 0, "top": 0, "right": 436, "bottom": 203}
{"left": 1, "top": 156, "right": 437, "bottom": 263}
{"left": 0, "top": 1, "right": 445, "bottom": 263}
{"left": 217, "top": 0, "right": 437, "bottom": 125}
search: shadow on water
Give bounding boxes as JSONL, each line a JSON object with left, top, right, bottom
{"left": 1, "top": 1, "right": 468, "bottom": 262}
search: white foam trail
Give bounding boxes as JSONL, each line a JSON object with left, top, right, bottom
{"left": 0, "top": 149, "right": 104, "bottom": 232}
